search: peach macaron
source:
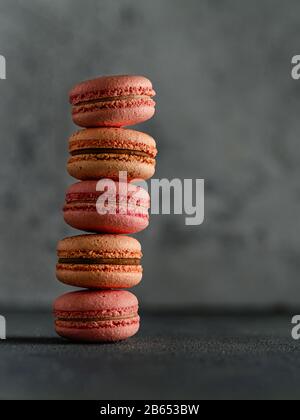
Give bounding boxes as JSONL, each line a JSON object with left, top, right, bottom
{"left": 54, "top": 290, "right": 140, "bottom": 342}
{"left": 56, "top": 234, "right": 143, "bottom": 289}
{"left": 67, "top": 127, "right": 157, "bottom": 181}
{"left": 69, "top": 75, "right": 156, "bottom": 128}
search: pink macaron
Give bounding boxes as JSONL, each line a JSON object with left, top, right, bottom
{"left": 63, "top": 180, "right": 150, "bottom": 234}
{"left": 69, "top": 75, "right": 156, "bottom": 128}
{"left": 54, "top": 290, "right": 140, "bottom": 342}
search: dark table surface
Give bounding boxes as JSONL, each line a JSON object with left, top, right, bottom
{"left": 0, "top": 311, "right": 299, "bottom": 400}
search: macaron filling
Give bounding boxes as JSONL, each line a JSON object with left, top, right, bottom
{"left": 58, "top": 257, "right": 141, "bottom": 265}
{"left": 55, "top": 306, "right": 139, "bottom": 328}
{"left": 65, "top": 191, "right": 150, "bottom": 210}
{"left": 56, "top": 314, "right": 137, "bottom": 322}
{"left": 70, "top": 148, "right": 153, "bottom": 159}
{"left": 55, "top": 317, "right": 140, "bottom": 330}
{"left": 74, "top": 94, "right": 153, "bottom": 106}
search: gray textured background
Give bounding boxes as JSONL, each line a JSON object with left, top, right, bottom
{"left": 0, "top": 0, "right": 300, "bottom": 309}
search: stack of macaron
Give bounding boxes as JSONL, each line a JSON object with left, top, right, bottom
{"left": 54, "top": 75, "right": 157, "bottom": 342}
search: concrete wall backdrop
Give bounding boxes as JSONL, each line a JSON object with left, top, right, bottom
{"left": 0, "top": 0, "right": 300, "bottom": 309}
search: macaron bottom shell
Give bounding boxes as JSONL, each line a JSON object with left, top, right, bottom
{"left": 64, "top": 209, "right": 149, "bottom": 234}
{"left": 72, "top": 103, "right": 155, "bottom": 128}
{"left": 56, "top": 265, "right": 143, "bottom": 289}
{"left": 67, "top": 156, "right": 156, "bottom": 182}
{"left": 55, "top": 316, "right": 140, "bottom": 342}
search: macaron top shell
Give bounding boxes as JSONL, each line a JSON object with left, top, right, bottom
{"left": 69, "top": 75, "right": 155, "bottom": 105}
{"left": 69, "top": 127, "right": 157, "bottom": 158}
{"left": 54, "top": 290, "right": 138, "bottom": 313}
{"left": 57, "top": 234, "right": 142, "bottom": 259}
